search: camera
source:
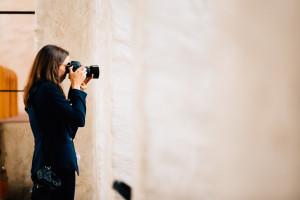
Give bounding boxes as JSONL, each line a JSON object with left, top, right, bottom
{"left": 30, "top": 166, "right": 61, "bottom": 199}
{"left": 34, "top": 166, "right": 61, "bottom": 189}
{"left": 65, "top": 61, "right": 99, "bottom": 79}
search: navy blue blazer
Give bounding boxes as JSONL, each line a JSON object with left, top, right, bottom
{"left": 25, "top": 80, "right": 87, "bottom": 175}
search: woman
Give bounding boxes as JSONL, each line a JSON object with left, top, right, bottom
{"left": 24, "top": 44, "right": 92, "bottom": 199}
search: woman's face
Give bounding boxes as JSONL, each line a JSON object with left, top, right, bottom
{"left": 58, "top": 56, "right": 70, "bottom": 82}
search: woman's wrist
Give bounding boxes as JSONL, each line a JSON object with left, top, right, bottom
{"left": 72, "top": 87, "right": 81, "bottom": 90}
{"left": 71, "top": 82, "right": 81, "bottom": 90}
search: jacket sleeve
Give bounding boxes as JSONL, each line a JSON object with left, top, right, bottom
{"left": 37, "top": 83, "right": 87, "bottom": 127}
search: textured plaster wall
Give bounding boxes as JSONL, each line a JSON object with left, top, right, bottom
{"left": 96, "top": 0, "right": 133, "bottom": 199}
{"left": 211, "top": 1, "right": 300, "bottom": 199}
{"left": 132, "top": 1, "right": 216, "bottom": 199}
{"left": 0, "top": 0, "right": 35, "bottom": 115}
{"left": 132, "top": 0, "right": 300, "bottom": 200}
{"left": 110, "top": 0, "right": 133, "bottom": 188}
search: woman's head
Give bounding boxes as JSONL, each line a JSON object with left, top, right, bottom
{"left": 24, "top": 44, "right": 69, "bottom": 108}
{"left": 30, "top": 45, "right": 69, "bottom": 82}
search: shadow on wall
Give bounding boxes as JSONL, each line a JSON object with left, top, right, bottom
{"left": 0, "top": 66, "right": 18, "bottom": 119}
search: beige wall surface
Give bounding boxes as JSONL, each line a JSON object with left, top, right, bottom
{"left": 132, "top": 0, "right": 300, "bottom": 200}
{"left": 95, "top": 0, "right": 134, "bottom": 199}
{"left": 0, "top": 0, "right": 35, "bottom": 115}
{"left": 132, "top": 1, "right": 215, "bottom": 199}
{"left": 0, "top": 123, "right": 33, "bottom": 200}
{"left": 0, "top": 0, "right": 34, "bottom": 11}
{"left": 212, "top": 1, "right": 300, "bottom": 199}
{"left": 110, "top": 0, "right": 133, "bottom": 188}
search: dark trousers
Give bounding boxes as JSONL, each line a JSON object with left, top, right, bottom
{"left": 31, "top": 169, "right": 75, "bottom": 200}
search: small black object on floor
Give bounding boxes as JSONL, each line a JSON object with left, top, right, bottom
{"left": 113, "top": 180, "right": 131, "bottom": 200}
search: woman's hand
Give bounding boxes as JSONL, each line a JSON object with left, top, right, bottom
{"left": 69, "top": 65, "right": 87, "bottom": 90}
{"left": 80, "top": 74, "right": 94, "bottom": 91}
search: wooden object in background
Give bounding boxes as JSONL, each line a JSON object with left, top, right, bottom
{"left": 9, "top": 70, "right": 18, "bottom": 117}
{"left": 0, "top": 65, "right": 18, "bottom": 119}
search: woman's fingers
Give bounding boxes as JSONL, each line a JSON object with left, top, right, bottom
{"left": 78, "top": 65, "right": 85, "bottom": 70}
{"left": 69, "top": 65, "right": 93, "bottom": 90}
{"left": 84, "top": 74, "right": 93, "bottom": 84}
{"left": 80, "top": 82, "right": 87, "bottom": 90}
{"left": 68, "top": 66, "right": 73, "bottom": 78}
{"left": 79, "top": 66, "right": 87, "bottom": 77}
{"left": 79, "top": 65, "right": 86, "bottom": 75}
{"left": 80, "top": 74, "right": 94, "bottom": 91}
{"left": 69, "top": 66, "right": 73, "bottom": 74}
{"left": 80, "top": 70, "right": 87, "bottom": 76}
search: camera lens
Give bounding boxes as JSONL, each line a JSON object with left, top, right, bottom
{"left": 65, "top": 61, "right": 100, "bottom": 79}
{"left": 87, "top": 65, "right": 100, "bottom": 79}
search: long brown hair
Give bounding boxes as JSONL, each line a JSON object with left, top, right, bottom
{"left": 23, "top": 44, "right": 69, "bottom": 108}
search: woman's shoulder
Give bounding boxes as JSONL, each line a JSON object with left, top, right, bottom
{"left": 37, "top": 81, "right": 62, "bottom": 96}
{"left": 33, "top": 81, "right": 65, "bottom": 108}
{"left": 38, "top": 80, "right": 59, "bottom": 90}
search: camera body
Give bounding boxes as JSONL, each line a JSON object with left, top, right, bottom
{"left": 35, "top": 166, "right": 61, "bottom": 189}
{"left": 30, "top": 166, "right": 61, "bottom": 199}
{"left": 65, "top": 61, "right": 99, "bottom": 79}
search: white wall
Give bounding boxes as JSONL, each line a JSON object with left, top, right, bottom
{"left": 132, "top": 0, "right": 300, "bottom": 199}
{"left": 110, "top": 0, "right": 133, "bottom": 188}
{"left": 96, "top": 0, "right": 133, "bottom": 199}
